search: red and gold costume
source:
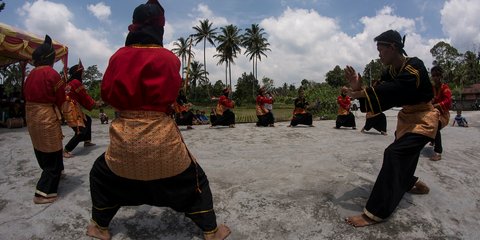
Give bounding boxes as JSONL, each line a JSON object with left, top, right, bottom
{"left": 432, "top": 83, "right": 452, "bottom": 128}
{"left": 24, "top": 64, "right": 65, "bottom": 199}
{"left": 256, "top": 95, "right": 274, "bottom": 127}
{"left": 335, "top": 95, "right": 356, "bottom": 129}
{"left": 211, "top": 93, "right": 235, "bottom": 127}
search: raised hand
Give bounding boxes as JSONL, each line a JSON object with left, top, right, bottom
{"left": 345, "top": 66, "right": 362, "bottom": 91}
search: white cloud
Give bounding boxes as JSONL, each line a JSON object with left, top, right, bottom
{"left": 191, "top": 3, "right": 229, "bottom": 28}
{"left": 441, "top": 0, "right": 480, "bottom": 51}
{"left": 18, "top": 0, "right": 114, "bottom": 73}
{"left": 253, "top": 6, "right": 440, "bottom": 86}
{"left": 167, "top": 5, "right": 445, "bottom": 88}
{"left": 87, "top": 2, "right": 111, "bottom": 22}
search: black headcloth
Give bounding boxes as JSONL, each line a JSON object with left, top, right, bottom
{"left": 68, "top": 60, "right": 84, "bottom": 82}
{"left": 32, "top": 35, "right": 56, "bottom": 66}
{"left": 374, "top": 30, "right": 408, "bottom": 56}
{"left": 125, "top": 0, "right": 165, "bottom": 46}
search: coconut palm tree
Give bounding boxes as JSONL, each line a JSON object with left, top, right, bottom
{"left": 242, "top": 24, "right": 271, "bottom": 81}
{"left": 172, "top": 36, "right": 194, "bottom": 80}
{"left": 186, "top": 61, "right": 208, "bottom": 99}
{"left": 192, "top": 19, "right": 217, "bottom": 86}
{"left": 214, "top": 24, "right": 242, "bottom": 88}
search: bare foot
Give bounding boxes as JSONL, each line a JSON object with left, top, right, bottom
{"left": 63, "top": 151, "right": 74, "bottom": 158}
{"left": 187, "top": 126, "right": 194, "bottom": 130}
{"left": 84, "top": 142, "right": 96, "bottom": 147}
{"left": 33, "top": 196, "right": 57, "bottom": 204}
{"left": 229, "top": 125, "right": 235, "bottom": 128}
{"left": 361, "top": 128, "right": 366, "bottom": 133}
{"left": 86, "top": 223, "right": 111, "bottom": 240}
{"left": 345, "top": 214, "right": 378, "bottom": 227}
{"left": 409, "top": 180, "right": 430, "bottom": 194}
{"left": 287, "top": 125, "right": 292, "bottom": 127}
{"left": 204, "top": 224, "right": 231, "bottom": 240}
{"left": 381, "top": 131, "right": 388, "bottom": 136}
{"left": 430, "top": 153, "right": 441, "bottom": 161}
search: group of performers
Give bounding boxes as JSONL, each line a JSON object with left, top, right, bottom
{"left": 22, "top": 0, "right": 451, "bottom": 237}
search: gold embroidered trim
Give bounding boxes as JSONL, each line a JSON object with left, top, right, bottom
{"left": 186, "top": 209, "right": 214, "bottom": 215}
{"left": 364, "top": 88, "right": 374, "bottom": 113}
{"left": 371, "top": 87, "right": 382, "bottom": 112}
{"left": 93, "top": 205, "right": 119, "bottom": 211}
{"left": 363, "top": 208, "right": 383, "bottom": 222}
{"left": 35, "top": 190, "right": 57, "bottom": 198}
{"left": 203, "top": 227, "right": 219, "bottom": 235}
{"left": 405, "top": 65, "right": 420, "bottom": 88}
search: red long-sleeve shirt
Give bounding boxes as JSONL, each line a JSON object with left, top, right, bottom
{"left": 432, "top": 83, "right": 452, "bottom": 112}
{"left": 256, "top": 95, "right": 273, "bottom": 105}
{"left": 218, "top": 95, "right": 234, "bottom": 109}
{"left": 101, "top": 45, "right": 181, "bottom": 112}
{"left": 337, "top": 95, "right": 351, "bottom": 110}
{"left": 24, "top": 66, "right": 65, "bottom": 108}
{"left": 66, "top": 79, "right": 95, "bottom": 111}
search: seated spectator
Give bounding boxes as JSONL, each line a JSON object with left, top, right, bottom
{"left": 99, "top": 108, "right": 109, "bottom": 124}
{"left": 452, "top": 110, "right": 468, "bottom": 127}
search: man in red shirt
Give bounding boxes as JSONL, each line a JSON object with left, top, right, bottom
{"left": 430, "top": 66, "right": 452, "bottom": 161}
{"left": 211, "top": 88, "right": 235, "bottom": 128}
{"left": 62, "top": 61, "right": 97, "bottom": 158}
{"left": 87, "top": 1, "right": 230, "bottom": 239}
{"left": 24, "top": 35, "right": 65, "bottom": 204}
{"left": 335, "top": 86, "right": 356, "bottom": 129}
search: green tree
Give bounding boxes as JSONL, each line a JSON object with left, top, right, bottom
{"left": 242, "top": 24, "right": 271, "bottom": 81}
{"left": 233, "top": 72, "right": 258, "bottom": 105}
{"left": 325, "top": 65, "right": 347, "bottom": 87}
{"left": 212, "top": 80, "right": 225, "bottom": 97}
{"left": 83, "top": 65, "right": 103, "bottom": 100}
{"left": 193, "top": 19, "right": 217, "bottom": 86}
{"left": 430, "top": 41, "right": 461, "bottom": 82}
{"left": 458, "top": 50, "right": 480, "bottom": 85}
{"left": 0, "top": 1, "right": 5, "bottom": 12}
{"left": 172, "top": 36, "right": 194, "bottom": 80}
{"left": 186, "top": 61, "right": 208, "bottom": 100}
{"left": 362, "top": 59, "right": 384, "bottom": 86}
{"left": 0, "top": 63, "right": 23, "bottom": 97}
{"left": 214, "top": 24, "right": 242, "bottom": 88}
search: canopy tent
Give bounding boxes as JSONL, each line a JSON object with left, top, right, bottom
{"left": 0, "top": 22, "right": 68, "bottom": 70}
{"left": 0, "top": 22, "right": 68, "bottom": 98}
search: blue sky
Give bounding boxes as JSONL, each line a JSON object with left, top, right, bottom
{"left": 1, "top": 0, "right": 479, "bottom": 86}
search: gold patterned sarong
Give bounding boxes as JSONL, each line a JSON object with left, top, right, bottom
{"left": 396, "top": 103, "right": 439, "bottom": 140}
{"left": 105, "top": 111, "right": 193, "bottom": 181}
{"left": 25, "top": 102, "right": 63, "bottom": 153}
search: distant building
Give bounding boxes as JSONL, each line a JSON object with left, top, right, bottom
{"left": 462, "top": 83, "right": 480, "bottom": 100}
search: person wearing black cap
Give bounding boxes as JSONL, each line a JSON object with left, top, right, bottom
{"left": 344, "top": 30, "right": 439, "bottom": 227}
{"left": 87, "top": 1, "right": 230, "bottom": 239}
{"left": 62, "top": 60, "right": 97, "bottom": 158}
{"left": 24, "top": 35, "right": 66, "bottom": 204}
{"left": 210, "top": 88, "right": 235, "bottom": 128}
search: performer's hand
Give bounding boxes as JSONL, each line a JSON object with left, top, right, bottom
{"left": 345, "top": 66, "right": 362, "bottom": 91}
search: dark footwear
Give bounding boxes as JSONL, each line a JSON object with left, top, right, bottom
{"left": 409, "top": 180, "right": 430, "bottom": 194}
{"left": 84, "top": 142, "right": 96, "bottom": 147}
{"left": 33, "top": 196, "right": 57, "bottom": 204}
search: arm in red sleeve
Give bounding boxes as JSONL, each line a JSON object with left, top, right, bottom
{"left": 219, "top": 96, "right": 234, "bottom": 108}
{"left": 337, "top": 96, "right": 350, "bottom": 110}
{"left": 257, "top": 96, "right": 273, "bottom": 105}
{"left": 438, "top": 84, "right": 452, "bottom": 110}
{"left": 70, "top": 80, "right": 95, "bottom": 111}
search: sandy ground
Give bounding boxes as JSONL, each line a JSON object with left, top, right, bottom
{"left": 0, "top": 110, "right": 479, "bottom": 240}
